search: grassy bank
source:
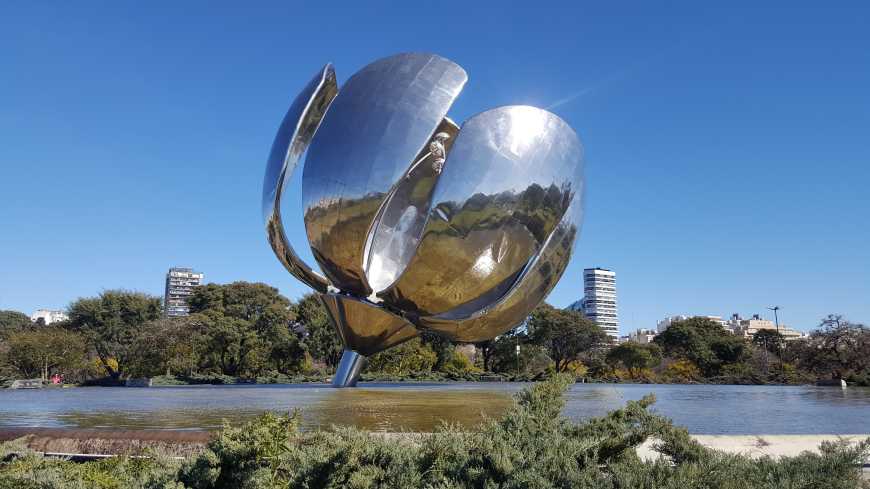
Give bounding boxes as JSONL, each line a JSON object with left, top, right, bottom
{"left": 2, "top": 375, "right": 868, "bottom": 488}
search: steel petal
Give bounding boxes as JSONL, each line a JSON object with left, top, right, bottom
{"left": 364, "top": 117, "right": 460, "bottom": 293}
{"left": 419, "top": 188, "right": 584, "bottom": 342}
{"left": 262, "top": 64, "right": 338, "bottom": 293}
{"left": 318, "top": 293, "right": 419, "bottom": 357}
{"left": 302, "top": 53, "right": 467, "bottom": 297}
{"left": 378, "top": 106, "right": 583, "bottom": 318}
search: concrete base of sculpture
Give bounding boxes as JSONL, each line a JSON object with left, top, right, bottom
{"left": 125, "top": 378, "right": 153, "bottom": 388}
{"left": 333, "top": 350, "right": 366, "bottom": 387}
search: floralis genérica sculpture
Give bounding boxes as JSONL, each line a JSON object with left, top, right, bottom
{"left": 263, "top": 53, "right": 584, "bottom": 387}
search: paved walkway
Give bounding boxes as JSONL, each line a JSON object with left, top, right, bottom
{"left": 638, "top": 435, "right": 870, "bottom": 479}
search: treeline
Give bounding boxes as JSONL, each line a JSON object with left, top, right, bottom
{"left": 1, "top": 282, "right": 868, "bottom": 386}
{"left": 0, "top": 283, "right": 606, "bottom": 384}
{"left": 601, "top": 315, "right": 870, "bottom": 386}
{"left": 0, "top": 283, "right": 597, "bottom": 384}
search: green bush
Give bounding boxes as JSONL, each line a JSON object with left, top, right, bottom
{"left": 2, "top": 375, "right": 868, "bottom": 488}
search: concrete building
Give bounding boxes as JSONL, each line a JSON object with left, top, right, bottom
{"left": 164, "top": 267, "right": 204, "bottom": 317}
{"left": 656, "top": 315, "right": 690, "bottom": 334}
{"left": 580, "top": 268, "right": 618, "bottom": 340}
{"left": 725, "top": 313, "right": 804, "bottom": 341}
{"left": 30, "top": 309, "right": 68, "bottom": 325}
{"left": 628, "top": 328, "right": 657, "bottom": 344}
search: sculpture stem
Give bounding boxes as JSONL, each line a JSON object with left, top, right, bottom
{"left": 333, "top": 350, "right": 366, "bottom": 387}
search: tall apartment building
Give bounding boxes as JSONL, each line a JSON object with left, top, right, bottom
{"left": 581, "top": 268, "right": 618, "bottom": 340}
{"left": 164, "top": 267, "right": 204, "bottom": 317}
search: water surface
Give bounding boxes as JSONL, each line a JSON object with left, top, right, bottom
{"left": 1, "top": 382, "right": 868, "bottom": 434}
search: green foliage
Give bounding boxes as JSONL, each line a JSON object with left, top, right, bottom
{"left": 786, "top": 315, "right": 870, "bottom": 382}
{"left": 606, "top": 342, "right": 662, "bottom": 377}
{"left": 6, "top": 283, "right": 867, "bottom": 388}
{"left": 752, "top": 328, "right": 785, "bottom": 353}
{"left": 654, "top": 317, "right": 747, "bottom": 376}
{"left": 489, "top": 329, "right": 551, "bottom": 377}
{"left": 528, "top": 303, "right": 607, "bottom": 372}
{"left": 291, "top": 293, "right": 341, "bottom": 368}
{"left": 0, "top": 438, "right": 183, "bottom": 489}
{"left": 421, "top": 330, "right": 455, "bottom": 371}
{"left": 441, "top": 348, "right": 481, "bottom": 377}
{"left": 187, "top": 282, "right": 303, "bottom": 378}
{"left": 660, "top": 359, "right": 703, "bottom": 383}
{"left": 366, "top": 338, "right": 437, "bottom": 375}
{"left": 66, "top": 290, "right": 162, "bottom": 380}
{"left": 0, "top": 310, "right": 32, "bottom": 339}
{"left": 4, "top": 327, "right": 87, "bottom": 380}
{"left": 179, "top": 377, "right": 870, "bottom": 488}
{"left": 126, "top": 317, "right": 205, "bottom": 378}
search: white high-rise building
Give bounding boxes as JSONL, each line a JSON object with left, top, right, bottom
{"left": 164, "top": 267, "right": 204, "bottom": 317}
{"left": 581, "top": 268, "right": 618, "bottom": 340}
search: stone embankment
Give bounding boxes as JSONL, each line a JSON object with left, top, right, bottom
{"left": 0, "top": 427, "right": 208, "bottom": 458}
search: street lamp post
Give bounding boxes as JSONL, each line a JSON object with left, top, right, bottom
{"left": 767, "top": 306, "right": 783, "bottom": 378}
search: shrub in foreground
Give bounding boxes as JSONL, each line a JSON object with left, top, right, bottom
{"left": 2, "top": 375, "right": 868, "bottom": 488}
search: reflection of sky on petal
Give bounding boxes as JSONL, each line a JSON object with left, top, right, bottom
{"left": 506, "top": 106, "right": 548, "bottom": 157}
{"left": 434, "top": 106, "right": 582, "bottom": 212}
{"left": 2, "top": 384, "right": 869, "bottom": 434}
{"left": 471, "top": 248, "right": 496, "bottom": 278}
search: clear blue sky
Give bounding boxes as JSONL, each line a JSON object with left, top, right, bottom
{"left": 2, "top": 2, "right": 868, "bottom": 333}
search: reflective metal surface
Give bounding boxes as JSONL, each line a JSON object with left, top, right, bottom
{"left": 378, "top": 106, "right": 582, "bottom": 318}
{"left": 318, "top": 294, "right": 418, "bottom": 356}
{"left": 364, "top": 117, "right": 460, "bottom": 293}
{"left": 262, "top": 64, "right": 338, "bottom": 293}
{"left": 262, "top": 53, "right": 584, "bottom": 387}
{"left": 302, "top": 53, "right": 467, "bottom": 297}
{"left": 419, "top": 189, "right": 584, "bottom": 342}
{"left": 333, "top": 350, "right": 367, "bottom": 388}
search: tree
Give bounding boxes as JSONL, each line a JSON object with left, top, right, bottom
{"left": 788, "top": 315, "right": 870, "bottom": 380}
{"left": 474, "top": 339, "right": 496, "bottom": 372}
{"left": 421, "top": 330, "right": 455, "bottom": 371}
{"left": 292, "top": 293, "right": 341, "bottom": 368}
{"left": 752, "top": 328, "right": 784, "bottom": 375}
{"left": 653, "top": 316, "right": 747, "bottom": 376}
{"left": 367, "top": 338, "right": 437, "bottom": 375}
{"left": 0, "top": 310, "right": 32, "bottom": 339}
{"left": 606, "top": 342, "right": 661, "bottom": 377}
{"left": 752, "top": 329, "right": 785, "bottom": 353}
{"left": 5, "top": 328, "right": 87, "bottom": 380}
{"left": 66, "top": 290, "right": 162, "bottom": 380}
{"left": 126, "top": 317, "right": 206, "bottom": 378}
{"left": 189, "top": 282, "right": 301, "bottom": 377}
{"left": 528, "top": 304, "right": 607, "bottom": 372}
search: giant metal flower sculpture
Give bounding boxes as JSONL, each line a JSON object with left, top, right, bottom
{"left": 263, "top": 53, "right": 585, "bottom": 386}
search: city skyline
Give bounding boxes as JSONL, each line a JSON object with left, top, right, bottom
{"left": 2, "top": 2, "right": 868, "bottom": 332}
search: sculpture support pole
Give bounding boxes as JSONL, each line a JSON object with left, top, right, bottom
{"left": 333, "top": 349, "right": 366, "bottom": 387}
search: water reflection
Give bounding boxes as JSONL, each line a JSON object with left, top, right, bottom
{"left": 1, "top": 383, "right": 869, "bottom": 434}
{"left": 308, "top": 388, "right": 513, "bottom": 432}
